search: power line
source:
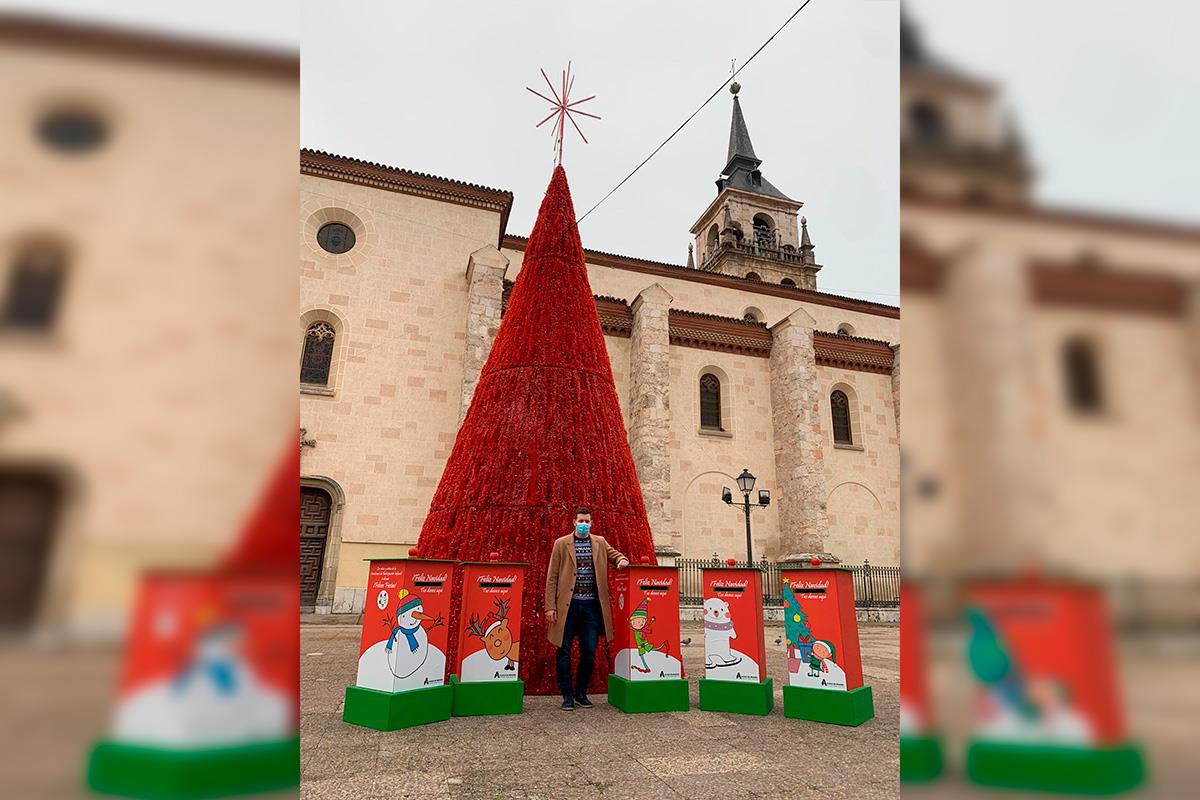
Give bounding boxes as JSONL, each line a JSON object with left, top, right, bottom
{"left": 575, "top": 0, "right": 817, "bottom": 224}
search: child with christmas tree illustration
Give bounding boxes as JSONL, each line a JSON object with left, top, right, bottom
{"left": 628, "top": 598, "right": 668, "bottom": 674}
{"left": 782, "top": 580, "right": 815, "bottom": 672}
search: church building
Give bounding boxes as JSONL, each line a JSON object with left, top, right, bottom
{"left": 300, "top": 84, "right": 900, "bottom": 613}
{"left": 900, "top": 15, "right": 1200, "bottom": 619}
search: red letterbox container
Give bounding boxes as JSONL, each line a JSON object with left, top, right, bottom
{"left": 963, "top": 577, "right": 1144, "bottom": 793}
{"left": 900, "top": 581, "right": 943, "bottom": 780}
{"left": 606, "top": 565, "right": 688, "bottom": 713}
{"left": 781, "top": 566, "right": 874, "bottom": 725}
{"left": 344, "top": 558, "right": 457, "bottom": 730}
{"left": 87, "top": 569, "right": 299, "bottom": 797}
{"left": 698, "top": 564, "right": 772, "bottom": 715}
{"left": 450, "top": 560, "right": 526, "bottom": 716}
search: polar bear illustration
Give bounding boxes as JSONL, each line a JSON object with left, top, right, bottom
{"left": 703, "top": 597, "right": 741, "bottom": 669}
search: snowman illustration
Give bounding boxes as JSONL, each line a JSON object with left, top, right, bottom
{"left": 703, "top": 597, "right": 741, "bottom": 669}
{"left": 113, "top": 607, "right": 290, "bottom": 746}
{"left": 384, "top": 589, "right": 443, "bottom": 680}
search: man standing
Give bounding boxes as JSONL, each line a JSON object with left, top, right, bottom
{"left": 545, "top": 508, "right": 629, "bottom": 710}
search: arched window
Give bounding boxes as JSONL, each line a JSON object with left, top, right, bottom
{"left": 910, "top": 101, "right": 945, "bottom": 144}
{"left": 707, "top": 224, "right": 720, "bottom": 254}
{"left": 699, "top": 373, "right": 723, "bottom": 430}
{"left": 742, "top": 306, "right": 763, "bottom": 323}
{"left": 837, "top": 323, "right": 856, "bottom": 336}
{"left": 780, "top": 277, "right": 797, "bottom": 288}
{"left": 745, "top": 271, "right": 761, "bottom": 282}
{"left": 1062, "top": 337, "right": 1103, "bottom": 413}
{"left": 1, "top": 239, "right": 67, "bottom": 332}
{"left": 301, "top": 321, "right": 336, "bottom": 386}
{"left": 831, "top": 390, "right": 853, "bottom": 445}
{"left": 752, "top": 214, "right": 775, "bottom": 248}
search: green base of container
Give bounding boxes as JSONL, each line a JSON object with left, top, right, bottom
{"left": 86, "top": 736, "right": 299, "bottom": 799}
{"left": 900, "top": 734, "right": 945, "bottom": 782}
{"left": 607, "top": 673, "right": 690, "bottom": 713}
{"left": 342, "top": 682, "right": 452, "bottom": 731}
{"left": 966, "top": 739, "right": 1145, "bottom": 795}
{"left": 449, "top": 674, "right": 524, "bottom": 716}
{"left": 782, "top": 683, "right": 874, "bottom": 726}
{"left": 698, "top": 677, "right": 774, "bottom": 716}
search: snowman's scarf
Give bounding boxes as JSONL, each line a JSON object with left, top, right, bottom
{"left": 388, "top": 623, "right": 421, "bottom": 653}
{"left": 704, "top": 619, "right": 734, "bottom": 632}
{"left": 173, "top": 657, "right": 237, "bottom": 695}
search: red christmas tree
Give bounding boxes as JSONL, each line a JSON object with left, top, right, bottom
{"left": 415, "top": 166, "right": 655, "bottom": 695}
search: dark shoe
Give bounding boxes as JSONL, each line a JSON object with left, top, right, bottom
{"left": 574, "top": 694, "right": 594, "bottom": 708}
{"left": 560, "top": 695, "right": 575, "bottom": 711}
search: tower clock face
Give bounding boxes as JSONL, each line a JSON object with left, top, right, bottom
{"left": 376, "top": 590, "right": 389, "bottom": 610}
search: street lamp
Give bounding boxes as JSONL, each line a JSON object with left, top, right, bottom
{"left": 723, "top": 468, "right": 770, "bottom": 562}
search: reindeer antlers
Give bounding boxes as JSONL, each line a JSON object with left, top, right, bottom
{"left": 494, "top": 597, "right": 510, "bottom": 619}
{"left": 465, "top": 612, "right": 487, "bottom": 639}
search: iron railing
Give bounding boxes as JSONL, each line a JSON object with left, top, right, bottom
{"left": 676, "top": 556, "right": 900, "bottom": 609}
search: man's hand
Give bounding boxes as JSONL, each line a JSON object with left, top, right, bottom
{"left": 616, "top": 557, "right": 629, "bottom": 569}
{"left": 546, "top": 609, "right": 557, "bottom": 625}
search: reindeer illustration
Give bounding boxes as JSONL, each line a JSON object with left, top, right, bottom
{"left": 465, "top": 597, "right": 520, "bottom": 670}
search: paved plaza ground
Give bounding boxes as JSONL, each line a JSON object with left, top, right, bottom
{"left": 300, "top": 618, "right": 900, "bottom": 800}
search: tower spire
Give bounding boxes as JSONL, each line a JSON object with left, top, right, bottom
{"left": 799, "top": 216, "right": 816, "bottom": 265}
{"left": 724, "top": 82, "right": 760, "bottom": 170}
{"left": 715, "top": 82, "right": 793, "bottom": 201}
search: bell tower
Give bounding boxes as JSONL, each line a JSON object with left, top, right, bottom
{"left": 900, "top": 11, "right": 1032, "bottom": 204}
{"left": 689, "top": 82, "right": 819, "bottom": 290}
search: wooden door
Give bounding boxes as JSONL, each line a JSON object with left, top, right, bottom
{"left": 300, "top": 487, "right": 331, "bottom": 607}
{"left": 0, "top": 471, "right": 61, "bottom": 631}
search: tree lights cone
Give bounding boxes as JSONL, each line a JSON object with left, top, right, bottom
{"left": 414, "top": 166, "right": 656, "bottom": 695}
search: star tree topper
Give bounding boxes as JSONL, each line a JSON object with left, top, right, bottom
{"left": 526, "top": 62, "right": 600, "bottom": 165}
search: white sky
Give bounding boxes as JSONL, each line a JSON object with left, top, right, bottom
{"left": 0, "top": 0, "right": 298, "bottom": 51}
{"left": 300, "top": 1, "right": 900, "bottom": 304}
{"left": 906, "top": 0, "right": 1200, "bottom": 227}
{"left": 18, "top": 1, "right": 1195, "bottom": 301}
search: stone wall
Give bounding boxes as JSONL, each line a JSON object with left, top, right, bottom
{"left": 629, "top": 285, "right": 674, "bottom": 543}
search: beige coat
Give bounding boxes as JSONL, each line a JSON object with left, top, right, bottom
{"left": 544, "top": 532, "right": 627, "bottom": 647}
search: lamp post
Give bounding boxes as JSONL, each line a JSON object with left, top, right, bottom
{"left": 723, "top": 468, "right": 770, "bottom": 562}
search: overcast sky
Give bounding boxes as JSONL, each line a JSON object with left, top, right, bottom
{"left": 13, "top": 0, "right": 1194, "bottom": 298}
{"left": 905, "top": 0, "right": 1200, "bottom": 227}
{"left": 300, "top": 1, "right": 900, "bottom": 304}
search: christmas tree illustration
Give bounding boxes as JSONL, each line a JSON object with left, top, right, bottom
{"left": 782, "top": 580, "right": 815, "bottom": 665}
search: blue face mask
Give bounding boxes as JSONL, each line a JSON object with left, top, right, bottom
{"left": 575, "top": 522, "right": 590, "bottom": 536}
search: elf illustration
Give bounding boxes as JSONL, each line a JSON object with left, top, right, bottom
{"left": 808, "top": 640, "right": 837, "bottom": 677}
{"left": 385, "top": 588, "right": 444, "bottom": 680}
{"left": 628, "top": 598, "right": 668, "bottom": 674}
{"left": 782, "top": 580, "right": 815, "bottom": 672}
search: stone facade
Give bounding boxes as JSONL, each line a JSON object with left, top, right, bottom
{"left": 298, "top": 87, "right": 900, "bottom": 612}
{"left": 460, "top": 245, "right": 508, "bottom": 422}
{"left": 628, "top": 284, "right": 674, "bottom": 542}
{"left": 0, "top": 22, "right": 299, "bottom": 634}
{"left": 901, "top": 17, "right": 1200, "bottom": 588}
{"left": 768, "top": 308, "right": 832, "bottom": 561}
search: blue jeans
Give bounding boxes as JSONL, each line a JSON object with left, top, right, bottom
{"left": 556, "top": 598, "right": 602, "bottom": 696}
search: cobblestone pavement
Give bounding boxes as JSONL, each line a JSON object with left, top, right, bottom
{"left": 300, "top": 619, "right": 900, "bottom": 800}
